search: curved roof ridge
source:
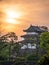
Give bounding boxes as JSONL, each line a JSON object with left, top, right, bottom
{"left": 23, "top": 25, "right": 42, "bottom": 32}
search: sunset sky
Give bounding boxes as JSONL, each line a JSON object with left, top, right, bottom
{"left": 0, "top": 0, "right": 49, "bottom": 40}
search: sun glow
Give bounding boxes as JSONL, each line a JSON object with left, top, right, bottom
{"left": 7, "top": 10, "right": 21, "bottom": 18}
{"left": 5, "top": 8, "right": 22, "bottom": 24}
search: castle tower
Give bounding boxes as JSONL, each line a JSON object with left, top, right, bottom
{"left": 20, "top": 25, "right": 44, "bottom": 45}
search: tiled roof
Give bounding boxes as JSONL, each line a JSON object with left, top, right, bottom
{"left": 23, "top": 25, "right": 45, "bottom": 32}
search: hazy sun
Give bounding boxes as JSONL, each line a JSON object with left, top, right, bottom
{"left": 5, "top": 8, "right": 22, "bottom": 24}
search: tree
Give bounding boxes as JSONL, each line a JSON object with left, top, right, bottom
{"left": 37, "top": 54, "right": 49, "bottom": 65}
{"left": 0, "top": 32, "right": 18, "bottom": 61}
{"left": 0, "top": 32, "right": 18, "bottom": 43}
{"left": 27, "top": 54, "right": 38, "bottom": 61}
{"left": 37, "top": 32, "right": 49, "bottom": 65}
{"left": 40, "top": 32, "right": 49, "bottom": 54}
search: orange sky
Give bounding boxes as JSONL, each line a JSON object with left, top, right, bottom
{"left": 0, "top": 0, "right": 49, "bottom": 40}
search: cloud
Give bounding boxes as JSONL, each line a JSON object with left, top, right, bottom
{"left": 0, "top": 0, "right": 49, "bottom": 27}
